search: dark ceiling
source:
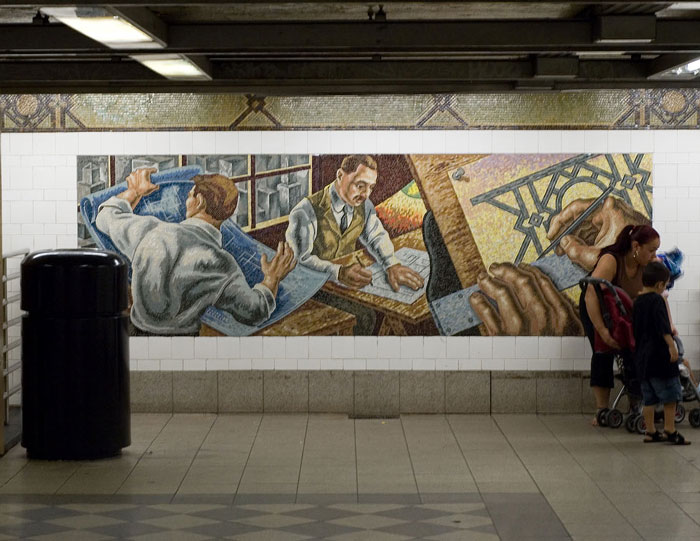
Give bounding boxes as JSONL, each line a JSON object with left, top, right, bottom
{"left": 1, "top": 1, "right": 700, "bottom": 94}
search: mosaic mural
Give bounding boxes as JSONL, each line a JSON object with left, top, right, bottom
{"left": 0, "top": 90, "right": 699, "bottom": 131}
{"left": 76, "top": 153, "right": 652, "bottom": 337}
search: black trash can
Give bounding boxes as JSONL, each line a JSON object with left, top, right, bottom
{"left": 21, "top": 249, "right": 131, "bottom": 460}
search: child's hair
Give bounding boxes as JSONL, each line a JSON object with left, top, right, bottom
{"left": 642, "top": 260, "right": 670, "bottom": 287}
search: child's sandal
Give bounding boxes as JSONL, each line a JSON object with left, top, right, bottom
{"left": 643, "top": 431, "right": 667, "bottom": 443}
{"left": 664, "top": 430, "right": 691, "bottom": 445}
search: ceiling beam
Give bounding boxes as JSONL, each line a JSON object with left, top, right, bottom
{"left": 534, "top": 57, "right": 579, "bottom": 78}
{"left": 0, "top": 58, "right": 653, "bottom": 83}
{"left": 3, "top": 20, "right": 700, "bottom": 55}
{"left": 4, "top": 80, "right": 699, "bottom": 95}
{"left": 594, "top": 15, "right": 656, "bottom": 43}
{"left": 1, "top": 0, "right": 694, "bottom": 5}
{"left": 0, "top": 61, "right": 159, "bottom": 81}
{"left": 0, "top": 25, "right": 106, "bottom": 51}
{"left": 166, "top": 20, "right": 700, "bottom": 51}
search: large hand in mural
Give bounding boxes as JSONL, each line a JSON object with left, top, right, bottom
{"left": 467, "top": 196, "right": 650, "bottom": 337}
{"left": 121, "top": 167, "right": 160, "bottom": 205}
{"left": 547, "top": 196, "right": 651, "bottom": 271}
{"left": 470, "top": 262, "right": 583, "bottom": 336}
{"left": 260, "top": 242, "right": 298, "bottom": 296}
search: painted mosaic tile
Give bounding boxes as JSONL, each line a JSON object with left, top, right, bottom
{"left": 1, "top": 89, "right": 698, "bottom": 131}
{"left": 73, "top": 153, "right": 651, "bottom": 337}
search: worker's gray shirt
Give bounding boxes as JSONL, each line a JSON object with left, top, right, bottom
{"left": 96, "top": 196, "right": 275, "bottom": 334}
{"left": 285, "top": 184, "right": 399, "bottom": 280}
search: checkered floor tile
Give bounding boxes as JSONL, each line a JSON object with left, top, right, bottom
{"left": 0, "top": 500, "right": 500, "bottom": 540}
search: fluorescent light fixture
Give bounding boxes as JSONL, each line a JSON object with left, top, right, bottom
{"left": 651, "top": 56, "right": 700, "bottom": 79}
{"left": 669, "top": 58, "right": 700, "bottom": 77}
{"left": 131, "top": 54, "right": 212, "bottom": 81}
{"left": 669, "top": 2, "right": 700, "bottom": 9}
{"left": 687, "top": 59, "right": 700, "bottom": 72}
{"left": 41, "top": 7, "right": 162, "bottom": 49}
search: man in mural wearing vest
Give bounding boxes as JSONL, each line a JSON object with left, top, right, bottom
{"left": 286, "top": 155, "right": 424, "bottom": 332}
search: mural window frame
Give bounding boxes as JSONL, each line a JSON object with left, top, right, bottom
{"left": 242, "top": 154, "right": 313, "bottom": 231}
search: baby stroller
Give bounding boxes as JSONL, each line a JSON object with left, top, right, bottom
{"left": 580, "top": 277, "right": 640, "bottom": 429}
{"left": 676, "top": 336, "right": 700, "bottom": 428}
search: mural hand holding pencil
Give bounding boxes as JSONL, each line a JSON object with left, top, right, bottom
{"left": 286, "top": 155, "right": 425, "bottom": 294}
{"left": 338, "top": 255, "right": 373, "bottom": 289}
{"left": 547, "top": 196, "right": 651, "bottom": 271}
{"left": 466, "top": 197, "right": 648, "bottom": 337}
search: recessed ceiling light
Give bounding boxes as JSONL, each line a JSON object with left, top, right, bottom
{"left": 41, "top": 7, "right": 162, "bottom": 49}
{"left": 652, "top": 56, "right": 700, "bottom": 79}
{"left": 687, "top": 59, "right": 700, "bottom": 72}
{"left": 668, "top": 2, "right": 700, "bottom": 9}
{"left": 131, "top": 54, "right": 212, "bottom": 80}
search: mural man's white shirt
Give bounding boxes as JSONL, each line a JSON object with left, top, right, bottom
{"left": 95, "top": 196, "right": 275, "bottom": 334}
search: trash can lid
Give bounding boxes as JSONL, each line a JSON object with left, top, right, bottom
{"left": 21, "top": 249, "right": 129, "bottom": 315}
{"left": 22, "top": 249, "right": 126, "bottom": 269}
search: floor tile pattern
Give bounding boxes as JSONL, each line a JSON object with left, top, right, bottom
{"left": 0, "top": 500, "right": 508, "bottom": 540}
{"left": 1, "top": 413, "right": 700, "bottom": 540}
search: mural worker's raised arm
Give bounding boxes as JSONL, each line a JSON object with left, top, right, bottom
{"left": 216, "top": 241, "right": 297, "bottom": 326}
{"left": 95, "top": 167, "right": 163, "bottom": 260}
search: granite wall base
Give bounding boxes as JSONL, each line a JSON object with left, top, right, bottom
{"left": 130, "top": 370, "right": 607, "bottom": 415}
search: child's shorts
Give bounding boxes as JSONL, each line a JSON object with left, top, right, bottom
{"left": 641, "top": 377, "right": 682, "bottom": 406}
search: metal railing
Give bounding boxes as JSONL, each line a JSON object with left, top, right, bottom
{"left": 1, "top": 248, "right": 28, "bottom": 455}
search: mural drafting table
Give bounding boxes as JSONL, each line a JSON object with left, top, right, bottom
{"left": 322, "top": 228, "right": 434, "bottom": 335}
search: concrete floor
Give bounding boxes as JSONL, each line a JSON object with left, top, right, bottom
{"left": 1, "top": 413, "right": 700, "bottom": 540}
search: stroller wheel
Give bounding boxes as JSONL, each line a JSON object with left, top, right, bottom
{"left": 606, "top": 409, "right": 623, "bottom": 429}
{"left": 597, "top": 408, "right": 610, "bottom": 427}
{"left": 625, "top": 414, "right": 637, "bottom": 433}
{"left": 689, "top": 408, "right": 700, "bottom": 428}
{"left": 675, "top": 404, "right": 686, "bottom": 424}
{"left": 635, "top": 415, "right": 647, "bottom": 435}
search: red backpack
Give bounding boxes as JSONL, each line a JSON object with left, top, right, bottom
{"left": 581, "top": 278, "right": 635, "bottom": 353}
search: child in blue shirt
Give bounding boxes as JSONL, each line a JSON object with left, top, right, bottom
{"left": 633, "top": 261, "right": 690, "bottom": 445}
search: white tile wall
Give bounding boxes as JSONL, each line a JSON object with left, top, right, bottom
{"left": 194, "top": 337, "right": 217, "bottom": 359}
{"left": 216, "top": 337, "right": 239, "bottom": 359}
{"left": 354, "top": 336, "right": 378, "bottom": 358}
{"left": 230, "top": 358, "right": 252, "bottom": 370}
{"left": 3, "top": 130, "right": 699, "bottom": 373}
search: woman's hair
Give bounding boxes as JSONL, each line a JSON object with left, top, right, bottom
{"left": 599, "top": 224, "right": 659, "bottom": 259}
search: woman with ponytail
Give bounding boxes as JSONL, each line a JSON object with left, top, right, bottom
{"left": 580, "top": 223, "right": 660, "bottom": 424}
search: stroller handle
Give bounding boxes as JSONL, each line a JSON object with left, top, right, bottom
{"left": 579, "top": 276, "right": 615, "bottom": 291}
{"left": 579, "top": 276, "right": 630, "bottom": 317}
{"left": 673, "top": 335, "right": 685, "bottom": 358}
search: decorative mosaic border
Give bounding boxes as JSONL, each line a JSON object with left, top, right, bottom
{"left": 0, "top": 89, "right": 698, "bottom": 132}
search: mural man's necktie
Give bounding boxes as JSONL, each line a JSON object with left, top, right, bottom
{"left": 340, "top": 206, "right": 349, "bottom": 234}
